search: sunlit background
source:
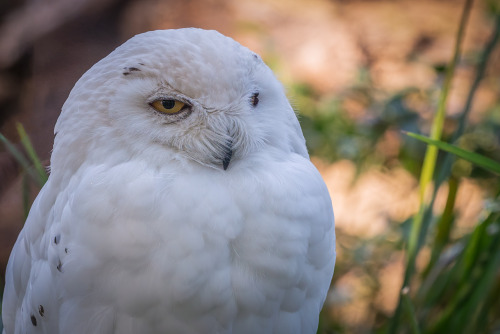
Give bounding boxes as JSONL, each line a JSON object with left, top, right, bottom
{"left": 0, "top": 0, "right": 499, "bottom": 333}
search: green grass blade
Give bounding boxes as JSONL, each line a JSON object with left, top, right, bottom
{"left": 22, "top": 172, "right": 30, "bottom": 220}
{"left": 416, "top": 0, "right": 472, "bottom": 199}
{"left": 435, "top": 14, "right": 500, "bottom": 183}
{"left": 0, "top": 132, "right": 43, "bottom": 186}
{"left": 401, "top": 288, "right": 421, "bottom": 334}
{"left": 427, "top": 216, "right": 500, "bottom": 333}
{"left": 0, "top": 132, "right": 32, "bottom": 172}
{"left": 464, "top": 235, "right": 500, "bottom": 332}
{"left": 387, "top": 1, "right": 473, "bottom": 332}
{"left": 407, "top": 0, "right": 472, "bottom": 265}
{"left": 423, "top": 177, "right": 458, "bottom": 278}
{"left": 404, "top": 132, "right": 500, "bottom": 175}
{"left": 16, "top": 123, "right": 48, "bottom": 185}
{"left": 453, "top": 14, "right": 500, "bottom": 141}
{"left": 0, "top": 133, "right": 45, "bottom": 187}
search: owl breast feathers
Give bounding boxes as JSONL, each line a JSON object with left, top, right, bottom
{"left": 2, "top": 28, "right": 335, "bottom": 334}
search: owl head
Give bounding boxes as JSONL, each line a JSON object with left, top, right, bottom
{"left": 52, "top": 28, "right": 307, "bottom": 174}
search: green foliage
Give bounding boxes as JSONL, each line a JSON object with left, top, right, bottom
{"left": 389, "top": 5, "right": 500, "bottom": 333}
{"left": 0, "top": 123, "right": 48, "bottom": 218}
{"left": 0, "top": 123, "right": 48, "bottom": 187}
{"left": 305, "top": 2, "right": 500, "bottom": 333}
{"left": 405, "top": 132, "right": 500, "bottom": 175}
{"left": 295, "top": 82, "right": 425, "bottom": 175}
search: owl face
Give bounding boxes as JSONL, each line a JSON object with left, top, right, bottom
{"left": 54, "top": 29, "right": 304, "bottom": 172}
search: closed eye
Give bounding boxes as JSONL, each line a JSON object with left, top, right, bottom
{"left": 250, "top": 92, "right": 259, "bottom": 107}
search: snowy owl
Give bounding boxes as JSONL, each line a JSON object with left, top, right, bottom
{"left": 2, "top": 28, "right": 335, "bottom": 334}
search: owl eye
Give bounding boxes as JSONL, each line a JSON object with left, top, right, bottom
{"left": 250, "top": 92, "right": 259, "bottom": 107}
{"left": 150, "top": 99, "right": 187, "bottom": 114}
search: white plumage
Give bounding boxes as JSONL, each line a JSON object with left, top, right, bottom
{"left": 2, "top": 28, "right": 335, "bottom": 334}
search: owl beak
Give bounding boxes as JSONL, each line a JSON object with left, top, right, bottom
{"left": 222, "top": 140, "right": 232, "bottom": 170}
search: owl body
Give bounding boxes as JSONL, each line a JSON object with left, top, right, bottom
{"left": 2, "top": 28, "right": 335, "bottom": 334}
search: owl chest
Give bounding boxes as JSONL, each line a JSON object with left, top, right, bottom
{"left": 55, "top": 164, "right": 302, "bottom": 314}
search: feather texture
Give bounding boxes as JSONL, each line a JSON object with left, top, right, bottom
{"left": 2, "top": 28, "right": 335, "bottom": 334}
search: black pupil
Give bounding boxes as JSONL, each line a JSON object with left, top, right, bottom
{"left": 162, "top": 100, "right": 176, "bottom": 109}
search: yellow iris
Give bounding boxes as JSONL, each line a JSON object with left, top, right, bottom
{"left": 150, "top": 99, "right": 186, "bottom": 114}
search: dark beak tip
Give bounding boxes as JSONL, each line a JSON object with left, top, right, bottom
{"left": 222, "top": 147, "right": 232, "bottom": 171}
{"left": 222, "top": 138, "right": 233, "bottom": 171}
{"left": 222, "top": 154, "right": 231, "bottom": 170}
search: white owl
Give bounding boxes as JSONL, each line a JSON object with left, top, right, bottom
{"left": 2, "top": 28, "right": 335, "bottom": 334}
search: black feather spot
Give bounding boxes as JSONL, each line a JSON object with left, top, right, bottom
{"left": 65, "top": 248, "right": 68, "bottom": 254}
{"left": 122, "top": 66, "right": 141, "bottom": 76}
{"left": 31, "top": 314, "right": 37, "bottom": 326}
{"left": 54, "top": 234, "right": 60, "bottom": 245}
{"left": 38, "top": 305, "right": 44, "bottom": 317}
{"left": 57, "top": 260, "right": 62, "bottom": 272}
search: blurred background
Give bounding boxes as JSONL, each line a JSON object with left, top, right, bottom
{"left": 0, "top": 0, "right": 499, "bottom": 333}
